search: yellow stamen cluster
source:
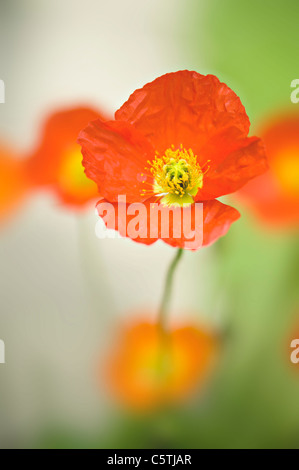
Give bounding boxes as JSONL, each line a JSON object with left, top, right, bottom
{"left": 142, "top": 145, "right": 208, "bottom": 207}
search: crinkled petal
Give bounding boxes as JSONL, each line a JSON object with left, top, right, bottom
{"left": 115, "top": 70, "right": 250, "bottom": 160}
{"left": 78, "top": 119, "right": 155, "bottom": 203}
{"left": 195, "top": 137, "right": 268, "bottom": 200}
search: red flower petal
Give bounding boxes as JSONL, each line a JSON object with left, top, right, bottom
{"left": 96, "top": 197, "right": 240, "bottom": 250}
{"left": 26, "top": 107, "right": 105, "bottom": 207}
{"left": 78, "top": 119, "right": 155, "bottom": 203}
{"left": 236, "top": 162, "right": 299, "bottom": 227}
{"left": 0, "top": 144, "right": 28, "bottom": 224}
{"left": 115, "top": 71, "right": 250, "bottom": 160}
{"left": 237, "top": 112, "right": 299, "bottom": 227}
{"left": 263, "top": 114, "right": 299, "bottom": 156}
{"left": 195, "top": 136, "right": 268, "bottom": 200}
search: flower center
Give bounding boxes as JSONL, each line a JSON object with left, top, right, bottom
{"left": 142, "top": 146, "right": 209, "bottom": 207}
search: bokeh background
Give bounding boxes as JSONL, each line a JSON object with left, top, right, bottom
{"left": 0, "top": 0, "right": 298, "bottom": 449}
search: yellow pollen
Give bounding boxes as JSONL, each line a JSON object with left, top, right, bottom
{"left": 144, "top": 146, "right": 209, "bottom": 207}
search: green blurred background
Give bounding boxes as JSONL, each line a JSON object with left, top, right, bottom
{"left": 0, "top": 0, "right": 298, "bottom": 449}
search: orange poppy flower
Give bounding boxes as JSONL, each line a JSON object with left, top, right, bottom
{"left": 104, "top": 318, "right": 218, "bottom": 410}
{"left": 26, "top": 107, "right": 108, "bottom": 208}
{"left": 237, "top": 113, "right": 299, "bottom": 227}
{"left": 78, "top": 71, "right": 267, "bottom": 249}
{"left": 0, "top": 144, "right": 28, "bottom": 224}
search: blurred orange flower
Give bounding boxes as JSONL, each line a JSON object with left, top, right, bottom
{"left": 0, "top": 144, "right": 28, "bottom": 224}
{"left": 237, "top": 113, "right": 299, "bottom": 227}
{"left": 26, "top": 107, "right": 107, "bottom": 208}
{"left": 105, "top": 318, "right": 218, "bottom": 410}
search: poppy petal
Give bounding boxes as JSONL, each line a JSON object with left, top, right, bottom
{"left": 236, "top": 113, "right": 299, "bottom": 227}
{"left": 238, "top": 173, "right": 299, "bottom": 227}
{"left": 96, "top": 197, "right": 240, "bottom": 250}
{"left": 115, "top": 70, "right": 250, "bottom": 158}
{"left": 195, "top": 136, "right": 268, "bottom": 200}
{"left": 26, "top": 107, "right": 103, "bottom": 207}
{"left": 78, "top": 119, "right": 155, "bottom": 203}
{"left": 0, "top": 145, "right": 28, "bottom": 224}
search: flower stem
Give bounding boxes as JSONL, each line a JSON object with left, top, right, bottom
{"left": 158, "top": 248, "right": 184, "bottom": 334}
